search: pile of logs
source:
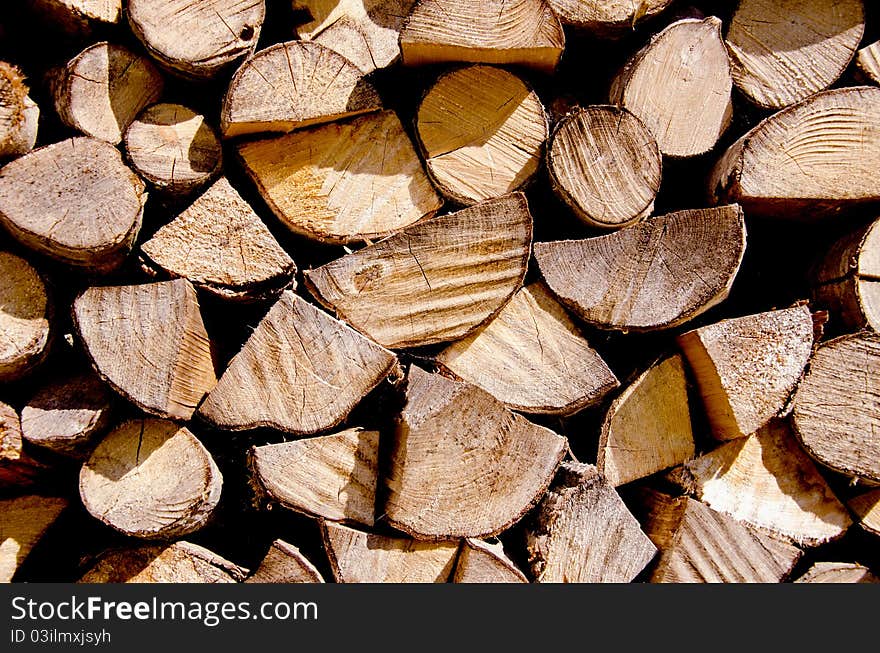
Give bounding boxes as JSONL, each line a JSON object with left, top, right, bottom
{"left": 1, "top": 0, "right": 879, "bottom": 584}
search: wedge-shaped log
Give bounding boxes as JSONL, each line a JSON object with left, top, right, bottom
{"left": 0, "top": 61, "right": 39, "bottom": 160}
{"left": 453, "top": 539, "right": 528, "bottom": 583}
{"left": 0, "top": 252, "right": 51, "bottom": 382}
{"left": 795, "top": 562, "right": 878, "bottom": 584}
{"left": 0, "top": 495, "right": 67, "bottom": 582}
{"left": 29, "top": 1, "right": 122, "bottom": 35}
{"left": 0, "top": 402, "right": 49, "bottom": 489}
{"left": 246, "top": 540, "right": 324, "bottom": 583}
{"left": 79, "top": 542, "right": 246, "bottom": 583}
{"left": 547, "top": 0, "right": 674, "bottom": 38}
{"left": 199, "top": 292, "right": 397, "bottom": 434}
{"left": 849, "top": 489, "right": 880, "bottom": 537}
{"left": 857, "top": 41, "right": 880, "bottom": 85}
{"left": 305, "top": 193, "right": 532, "bottom": 349}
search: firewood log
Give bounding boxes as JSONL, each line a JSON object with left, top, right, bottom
{"left": 795, "top": 562, "right": 878, "bottom": 584}
{"left": 246, "top": 540, "right": 324, "bottom": 583}
{"left": 848, "top": 489, "right": 880, "bottom": 538}
{"left": 452, "top": 539, "right": 528, "bottom": 583}
{"left": 547, "top": 0, "right": 674, "bottom": 38}
{"left": 857, "top": 41, "right": 880, "bottom": 85}
{"left": 28, "top": 0, "right": 122, "bottom": 35}
{"left": 0, "top": 495, "right": 67, "bottom": 582}
{"left": 79, "top": 541, "right": 247, "bottom": 583}
{"left": 0, "top": 251, "right": 51, "bottom": 382}
{"left": 0, "top": 61, "right": 39, "bottom": 160}
{"left": 0, "top": 401, "right": 50, "bottom": 488}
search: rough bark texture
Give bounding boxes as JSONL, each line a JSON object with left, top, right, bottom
{"left": 0, "top": 251, "right": 51, "bottom": 382}
{"left": 547, "top": 0, "right": 674, "bottom": 37}
{"left": 246, "top": 540, "right": 324, "bottom": 583}
{"left": 0, "top": 61, "right": 38, "bottom": 160}
{"left": 0, "top": 495, "right": 67, "bottom": 582}
{"left": 79, "top": 541, "right": 246, "bottom": 583}
{"left": 452, "top": 539, "right": 528, "bottom": 583}
{"left": 795, "top": 562, "right": 878, "bottom": 584}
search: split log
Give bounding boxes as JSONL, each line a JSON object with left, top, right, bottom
{"left": 795, "top": 562, "right": 878, "bottom": 584}
{"left": 452, "top": 539, "right": 528, "bottom": 583}
{"left": 0, "top": 137, "right": 146, "bottom": 271}
{"left": 128, "top": 0, "right": 265, "bottom": 79}
{"left": 29, "top": 1, "right": 121, "bottom": 35}
{"left": 535, "top": 205, "right": 746, "bottom": 332}
{"left": 124, "top": 103, "right": 223, "bottom": 197}
{"left": 139, "top": 177, "right": 296, "bottom": 302}
{"left": 250, "top": 428, "right": 379, "bottom": 527}
{"left": 0, "top": 62, "right": 39, "bottom": 160}
{"left": 547, "top": 105, "right": 661, "bottom": 229}
{"left": 677, "top": 305, "right": 814, "bottom": 440}
{"left": 20, "top": 372, "right": 112, "bottom": 458}
{"left": 525, "top": 463, "right": 657, "bottom": 583}
{"left": 848, "top": 489, "right": 880, "bottom": 537}
{"left": 236, "top": 110, "right": 441, "bottom": 244}
{"left": 321, "top": 521, "right": 459, "bottom": 583}
{"left": 726, "top": 0, "right": 864, "bottom": 109}
{"left": 220, "top": 40, "right": 382, "bottom": 138}
{"left": 385, "top": 366, "right": 566, "bottom": 540}
{"left": 609, "top": 17, "right": 732, "bottom": 158}
{"left": 0, "top": 252, "right": 51, "bottom": 381}
{"left": 73, "top": 279, "right": 216, "bottom": 421}
{"left": 709, "top": 86, "right": 880, "bottom": 218}
{"left": 415, "top": 65, "right": 548, "bottom": 204}
{"left": 48, "top": 42, "right": 164, "bottom": 145}
{"left": 79, "top": 541, "right": 246, "bottom": 583}
{"left": 1, "top": 401, "right": 49, "bottom": 488}
{"left": 597, "top": 355, "right": 694, "bottom": 487}
{"left": 0, "top": 495, "right": 67, "bottom": 583}
{"left": 436, "top": 283, "right": 618, "bottom": 415}
{"left": 246, "top": 540, "right": 324, "bottom": 583}
{"left": 669, "top": 419, "right": 852, "bottom": 546}
{"left": 547, "top": 0, "right": 674, "bottom": 38}
{"left": 791, "top": 333, "right": 880, "bottom": 483}
{"left": 637, "top": 489, "right": 802, "bottom": 583}
{"left": 304, "top": 193, "right": 532, "bottom": 349}
{"left": 857, "top": 41, "right": 880, "bottom": 86}
{"left": 198, "top": 292, "right": 397, "bottom": 434}
{"left": 399, "top": 0, "right": 564, "bottom": 73}
{"left": 79, "top": 418, "right": 223, "bottom": 539}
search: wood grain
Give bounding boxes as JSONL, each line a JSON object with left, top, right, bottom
{"left": 246, "top": 540, "right": 324, "bottom": 583}
{"left": 452, "top": 539, "right": 528, "bottom": 583}
{"left": 0, "top": 61, "right": 38, "bottom": 160}
{"left": 79, "top": 541, "right": 246, "bottom": 583}
{"left": 0, "top": 252, "right": 51, "bottom": 381}
{"left": 0, "top": 495, "right": 67, "bottom": 582}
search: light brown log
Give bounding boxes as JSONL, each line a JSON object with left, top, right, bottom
{"left": 857, "top": 41, "right": 880, "bottom": 85}
{"left": 221, "top": 40, "right": 382, "bottom": 138}
{"left": 795, "top": 562, "right": 878, "bottom": 584}
{"left": 28, "top": 1, "right": 122, "bottom": 35}
{"left": 848, "top": 489, "right": 880, "bottom": 537}
{"left": 0, "top": 401, "right": 49, "bottom": 489}
{"left": 0, "top": 62, "right": 39, "bottom": 160}
{"left": 250, "top": 428, "right": 378, "bottom": 527}
{"left": 726, "top": 0, "right": 864, "bottom": 109}
{"left": 791, "top": 333, "right": 880, "bottom": 483}
{"left": 415, "top": 65, "right": 548, "bottom": 204}
{"left": 598, "top": 355, "right": 694, "bottom": 487}
{"left": 73, "top": 279, "right": 216, "bottom": 421}
{"left": 79, "top": 541, "right": 246, "bottom": 583}
{"left": 385, "top": 366, "right": 566, "bottom": 540}
{"left": 198, "top": 292, "right": 397, "bottom": 434}
{"left": 609, "top": 17, "right": 732, "bottom": 158}
{"left": 399, "top": 0, "right": 564, "bottom": 72}
{"left": 637, "top": 489, "right": 802, "bottom": 583}
{"left": 304, "top": 193, "right": 532, "bottom": 349}
{"left": 0, "top": 495, "right": 67, "bottom": 582}
{"left": 709, "top": 86, "right": 880, "bottom": 218}
{"left": 0, "top": 137, "right": 146, "bottom": 271}
{"left": 677, "top": 305, "right": 813, "bottom": 440}
{"left": 547, "top": 0, "right": 674, "bottom": 37}
{"left": 0, "top": 252, "right": 51, "bottom": 381}
{"left": 525, "top": 463, "right": 657, "bottom": 583}
{"left": 246, "top": 540, "right": 324, "bottom": 583}
{"left": 452, "top": 539, "right": 528, "bottom": 583}
{"left": 128, "top": 0, "right": 265, "bottom": 79}
{"left": 536, "top": 205, "right": 746, "bottom": 332}
{"left": 547, "top": 105, "right": 661, "bottom": 229}
{"left": 436, "top": 283, "right": 618, "bottom": 415}
{"left": 80, "top": 418, "right": 222, "bottom": 539}
{"left": 236, "top": 110, "right": 441, "bottom": 244}
{"left": 670, "top": 419, "right": 851, "bottom": 547}
{"left": 321, "top": 521, "right": 459, "bottom": 583}
{"left": 140, "top": 177, "right": 296, "bottom": 302}
{"left": 124, "top": 103, "right": 222, "bottom": 197}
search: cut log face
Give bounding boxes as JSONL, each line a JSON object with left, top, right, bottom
{"left": 1, "top": 495, "right": 67, "bottom": 583}
{"left": 792, "top": 333, "right": 880, "bottom": 483}
{"left": 128, "top": 0, "right": 265, "bottom": 79}
{"left": 305, "top": 193, "right": 532, "bottom": 349}
{"left": 609, "top": 17, "right": 732, "bottom": 158}
{"left": 637, "top": 490, "right": 802, "bottom": 583}
{"left": 321, "top": 521, "right": 459, "bottom": 583}
{"left": 726, "top": 0, "right": 864, "bottom": 109}
{"left": 709, "top": 86, "right": 880, "bottom": 217}
{"left": 548, "top": 0, "right": 674, "bottom": 37}
{"left": 857, "top": 41, "right": 880, "bottom": 86}
{"left": 80, "top": 419, "right": 222, "bottom": 539}
{"left": 250, "top": 428, "right": 379, "bottom": 527}
{"left": 399, "top": 0, "right": 565, "bottom": 72}
{"left": 140, "top": 177, "right": 296, "bottom": 302}
{"left": 0, "top": 252, "right": 51, "bottom": 382}
{"left": 79, "top": 541, "right": 246, "bottom": 583}
{"left": 677, "top": 305, "right": 813, "bottom": 440}
{"left": 198, "top": 292, "right": 397, "bottom": 434}
{"left": 536, "top": 205, "right": 746, "bottom": 332}
{"left": 29, "top": 1, "right": 122, "bottom": 34}
{"left": 0, "top": 61, "right": 39, "bottom": 160}
{"left": 848, "top": 489, "right": 880, "bottom": 537}
{"left": 21, "top": 372, "right": 112, "bottom": 458}
{"left": 237, "top": 110, "right": 441, "bottom": 244}
{"left": 416, "top": 65, "right": 548, "bottom": 204}
{"left": 547, "top": 105, "right": 661, "bottom": 229}
{"left": 795, "top": 562, "right": 878, "bottom": 584}
{"left": 598, "top": 355, "right": 694, "bottom": 487}
{"left": 221, "top": 40, "right": 382, "bottom": 138}
{"left": 73, "top": 279, "right": 216, "bottom": 421}
{"left": 385, "top": 367, "right": 567, "bottom": 540}
{"left": 124, "top": 103, "right": 222, "bottom": 197}
{"left": 436, "top": 283, "right": 618, "bottom": 415}
{"left": 453, "top": 539, "right": 528, "bottom": 583}
{"left": 0, "top": 137, "right": 146, "bottom": 271}
{"left": 1, "top": 401, "right": 49, "bottom": 488}
{"left": 671, "top": 420, "right": 852, "bottom": 547}
{"left": 246, "top": 540, "right": 324, "bottom": 583}
{"left": 525, "top": 463, "right": 657, "bottom": 583}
